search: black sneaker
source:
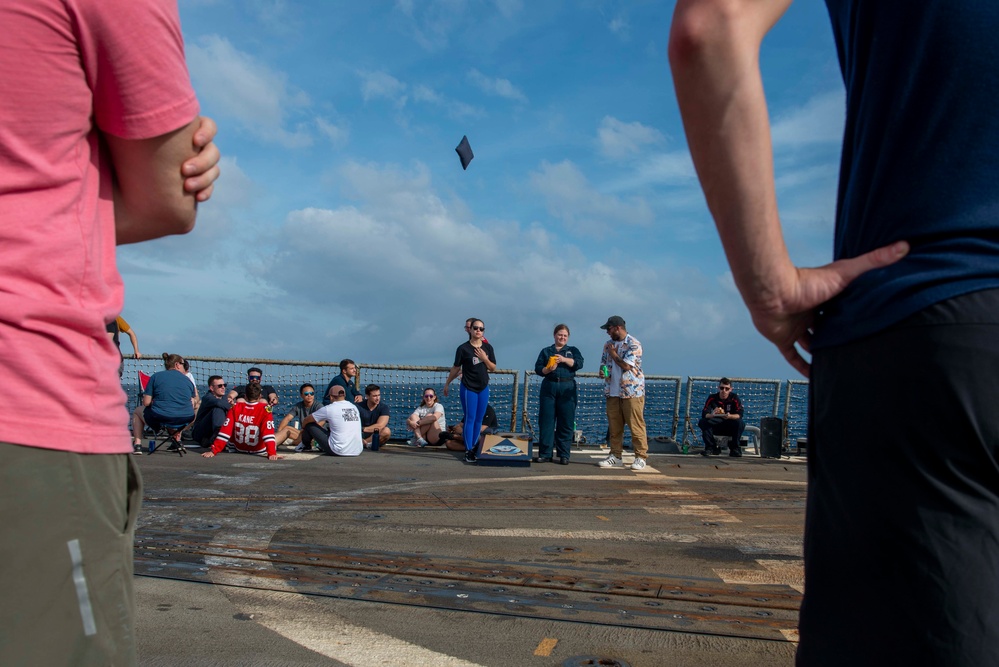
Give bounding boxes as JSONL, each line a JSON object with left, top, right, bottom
{"left": 728, "top": 449, "right": 742, "bottom": 458}
{"left": 533, "top": 456, "right": 552, "bottom": 463}
{"left": 559, "top": 457, "right": 570, "bottom": 465}
{"left": 464, "top": 450, "right": 477, "bottom": 463}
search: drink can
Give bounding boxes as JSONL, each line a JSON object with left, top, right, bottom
{"left": 147, "top": 438, "right": 155, "bottom": 454}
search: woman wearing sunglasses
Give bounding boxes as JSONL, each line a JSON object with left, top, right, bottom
{"left": 406, "top": 388, "right": 449, "bottom": 447}
{"left": 443, "top": 318, "right": 496, "bottom": 462}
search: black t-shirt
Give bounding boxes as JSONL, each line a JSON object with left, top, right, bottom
{"left": 234, "top": 383, "right": 278, "bottom": 402}
{"left": 453, "top": 341, "right": 495, "bottom": 393}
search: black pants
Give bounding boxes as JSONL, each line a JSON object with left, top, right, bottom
{"left": 302, "top": 422, "right": 333, "bottom": 455}
{"left": 797, "top": 289, "right": 999, "bottom": 666}
{"left": 537, "top": 378, "right": 576, "bottom": 459}
{"left": 697, "top": 416, "right": 745, "bottom": 452}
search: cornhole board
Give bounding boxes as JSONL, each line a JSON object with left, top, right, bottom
{"left": 475, "top": 432, "right": 532, "bottom": 467}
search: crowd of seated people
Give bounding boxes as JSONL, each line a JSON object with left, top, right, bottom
{"left": 134, "top": 325, "right": 508, "bottom": 459}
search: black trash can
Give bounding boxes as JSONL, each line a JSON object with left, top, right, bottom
{"left": 759, "top": 417, "right": 783, "bottom": 458}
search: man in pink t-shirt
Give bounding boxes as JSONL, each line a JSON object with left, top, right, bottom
{"left": 0, "top": 1, "right": 220, "bottom": 664}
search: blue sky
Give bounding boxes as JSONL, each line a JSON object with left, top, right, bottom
{"left": 118, "top": 0, "right": 845, "bottom": 380}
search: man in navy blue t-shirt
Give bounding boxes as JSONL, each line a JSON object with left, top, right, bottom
{"left": 671, "top": 2, "right": 999, "bottom": 665}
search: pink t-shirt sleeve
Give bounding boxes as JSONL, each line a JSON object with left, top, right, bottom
{"left": 74, "top": 0, "right": 200, "bottom": 138}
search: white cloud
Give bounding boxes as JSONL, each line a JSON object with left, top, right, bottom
{"left": 393, "top": 0, "right": 467, "bottom": 51}
{"left": 529, "top": 160, "right": 654, "bottom": 234}
{"left": 608, "top": 16, "right": 629, "bottom": 40}
{"left": 316, "top": 117, "right": 349, "bottom": 146}
{"left": 771, "top": 89, "right": 845, "bottom": 148}
{"left": 412, "top": 84, "right": 484, "bottom": 120}
{"left": 597, "top": 116, "right": 666, "bottom": 160}
{"left": 467, "top": 69, "right": 528, "bottom": 104}
{"left": 186, "top": 35, "right": 312, "bottom": 148}
{"left": 255, "top": 161, "right": 747, "bottom": 371}
{"left": 494, "top": 0, "right": 522, "bottom": 18}
{"left": 359, "top": 70, "right": 408, "bottom": 106}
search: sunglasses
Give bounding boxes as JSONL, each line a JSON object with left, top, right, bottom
{"left": 212, "top": 383, "right": 226, "bottom": 389}
{"left": 424, "top": 393, "right": 436, "bottom": 398}
{"left": 303, "top": 391, "right": 315, "bottom": 396}
{"left": 248, "top": 375, "right": 262, "bottom": 381}
{"left": 471, "top": 326, "right": 485, "bottom": 331}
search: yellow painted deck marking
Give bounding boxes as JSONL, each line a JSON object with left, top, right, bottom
{"left": 534, "top": 638, "right": 558, "bottom": 656}
{"left": 646, "top": 504, "right": 741, "bottom": 523}
{"left": 716, "top": 559, "right": 804, "bottom": 592}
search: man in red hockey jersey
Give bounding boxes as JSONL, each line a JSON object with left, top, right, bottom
{"left": 202, "top": 383, "right": 281, "bottom": 460}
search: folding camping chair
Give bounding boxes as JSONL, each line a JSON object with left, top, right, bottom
{"left": 138, "top": 370, "right": 188, "bottom": 456}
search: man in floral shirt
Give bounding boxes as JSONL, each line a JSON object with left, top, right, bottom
{"left": 597, "top": 316, "right": 648, "bottom": 470}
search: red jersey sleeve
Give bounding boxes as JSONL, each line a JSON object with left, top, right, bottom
{"left": 211, "top": 407, "right": 237, "bottom": 454}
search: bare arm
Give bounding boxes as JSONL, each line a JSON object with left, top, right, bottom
{"left": 108, "top": 116, "right": 203, "bottom": 245}
{"left": 668, "top": 0, "right": 907, "bottom": 376}
{"left": 125, "top": 329, "right": 140, "bottom": 358}
{"left": 442, "top": 366, "right": 460, "bottom": 397}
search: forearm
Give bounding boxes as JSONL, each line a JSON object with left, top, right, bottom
{"left": 127, "top": 332, "right": 140, "bottom": 355}
{"left": 669, "top": 0, "right": 795, "bottom": 314}
{"left": 109, "top": 118, "right": 202, "bottom": 245}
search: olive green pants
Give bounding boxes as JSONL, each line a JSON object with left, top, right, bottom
{"left": 0, "top": 444, "right": 142, "bottom": 666}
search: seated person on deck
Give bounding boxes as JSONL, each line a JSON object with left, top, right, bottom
{"left": 131, "top": 353, "right": 197, "bottom": 453}
{"left": 229, "top": 366, "right": 278, "bottom": 406}
{"left": 406, "top": 387, "right": 449, "bottom": 447}
{"left": 301, "top": 385, "right": 363, "bottom": 456}
{"left": 357, "top": 384, "right": 392, "bottom": 448}
{"left": 443, "top": 404, "right": 498, "bottom": 452}
{"left": 273, "top": 383, "right": 323, "bottom": 452}
{"left": 191, "top": 375, "right": 232, "bottom": 448}
{"left": 698, "top": 377, "right": 746, "bottom": 458}
{"left": 202, "top": 383, "right": 280, "bottom": 460}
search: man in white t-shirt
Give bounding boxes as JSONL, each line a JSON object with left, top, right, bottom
{"left": 301, "top": 385, "right": 363, "bottom": 456}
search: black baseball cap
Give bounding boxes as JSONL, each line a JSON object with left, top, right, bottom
{"left": 600, "top": 315, "right": 626, "bottom": 330}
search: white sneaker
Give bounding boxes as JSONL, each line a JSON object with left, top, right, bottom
{"left": 631, "top": 458, "right": 647, "bottom": 470}
{"left": 598, "top": 455, "right": 622, "bottom": 468}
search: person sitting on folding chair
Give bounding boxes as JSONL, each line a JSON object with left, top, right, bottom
{"left": 202, "top": 383, "right": 281, "bottom": 460}
{"left": 131, "top": 353, "right": 197, "bottom": 453}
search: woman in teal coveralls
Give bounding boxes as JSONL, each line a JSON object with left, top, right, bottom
{"left": 533, "top": 324, "right": 583, "bottom": 464}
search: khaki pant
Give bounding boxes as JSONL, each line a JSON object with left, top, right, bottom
{"left": 606, "top": 395, "right": 648, "bottom": 459}
{"left": 0, "top": 443, "right": 142, "bottom": 666}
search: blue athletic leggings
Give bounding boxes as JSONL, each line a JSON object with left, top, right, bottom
{"left": 460, "top": 384, "right": 489, "bottom": 452}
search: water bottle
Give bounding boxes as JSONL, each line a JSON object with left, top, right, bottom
{"left": 600, "top": 364, "right": 609, "bottom": 378}
{"left": 682, "top": 442, "right": 689, "bottom": 455}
